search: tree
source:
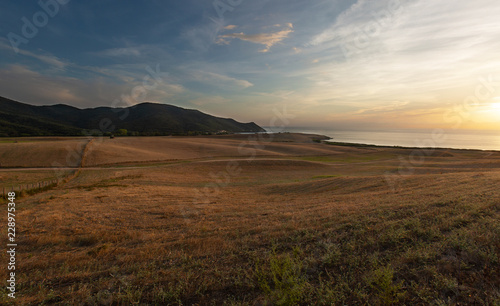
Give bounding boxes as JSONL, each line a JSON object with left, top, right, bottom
{"left": 116, "top": 129, "right": 128, "bottom": 136}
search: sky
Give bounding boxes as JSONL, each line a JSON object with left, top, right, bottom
{"left": 1, "top": 0, "right": 500, "bottom": 131}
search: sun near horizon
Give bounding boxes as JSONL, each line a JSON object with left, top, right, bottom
{"left": 1, "top": 0, "right": 500, "bottom": 132}
{"left": 1, "top": 1, "right": 500, "bottom": 304}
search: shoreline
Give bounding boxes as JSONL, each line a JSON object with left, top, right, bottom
{"left": 263, "top": 128, "right": 500, "bottom": 152}
{"left": 321, "top": 140, "right": 500, "bottom": 153}
{"left": 236, "top": 132, "right": 500, "bottom": 153}
{"left": 0, "top": 132, "right": 499, "bottom": 153}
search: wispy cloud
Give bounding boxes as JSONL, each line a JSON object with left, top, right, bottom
{"left": 191, "top": 70, "right": 254, "bottom": 89}
{"left": 2, "top": 1, "right": 500, "bottom": 130}
{"left": 353, "top": 101, "right": 410, "bottom": 115}
{"left": 0, "top": 64, "right": 185, "bottom": 108}
{"left": 295, "top": 0, "right": 500, "bottom": 126}
{"left": 96, "top": 47, "right": 141, "bottom": 57}
{"left": 257, "top": 90, "right": 295, "bottom": 100}
{"left": 217, "top": 23, "right": 294, "bottom": 52}
{"left": 0, "top": 65, "right": 110, "bottom": 107}
{"left": 189, "top": 95, "right": 231, "bottom": 106}
{"left": 0, "top": 39, "right": 68, "bottom": 70}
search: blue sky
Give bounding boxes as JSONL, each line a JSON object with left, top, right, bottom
{"left": 1, "top": 0, "right": 500, "bottom": 130}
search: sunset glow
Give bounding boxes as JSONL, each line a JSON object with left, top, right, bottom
{"left": 1, "top": 0, "right": 500, "bottom": 131}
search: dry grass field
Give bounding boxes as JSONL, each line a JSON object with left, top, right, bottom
{"left": 0, "top": 170, "right": 73, "bottom": 188}
{"left": 0, "top": 134, "right": 499, "bottom": 305}
{"left": 0, "top": 137, "right": 89, "bottom": 168}
{"left": 83, "top": 134, "right": 347, "bottom": 167}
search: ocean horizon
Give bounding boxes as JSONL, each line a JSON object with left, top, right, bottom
{"left": 263, "top": 127, "right": 500, "bottom": 151}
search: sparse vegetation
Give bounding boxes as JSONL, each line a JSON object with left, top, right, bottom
{"left": 365, "top": 266, "right": 405, "bottom": 305}
{"left": 255, "top": 246, "right": 308, "bottom": 305}
{"left": 0, "top": 134, "right": 498, "bottom": 304}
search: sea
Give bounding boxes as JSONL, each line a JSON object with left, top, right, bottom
{"left": 262, "top": 127, "right": 500, "bottom": 151}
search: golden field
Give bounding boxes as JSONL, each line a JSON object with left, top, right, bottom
{"left": 0, "top": 134, "right": 499, "bottom": 305}
{"left": 0, "top": 138, "right": 88, "bottom": 168}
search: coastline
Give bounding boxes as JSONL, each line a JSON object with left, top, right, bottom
{"left": 262, "top": 128, "right": 500, "bottom": 152}
{"left": 321, "top": 140, "right": 500, "bottom": 153}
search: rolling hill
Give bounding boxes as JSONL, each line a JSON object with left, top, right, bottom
{"left": 0, "top": 96, "right": 265, "bottom": 136}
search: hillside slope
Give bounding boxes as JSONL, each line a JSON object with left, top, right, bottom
{"left": 0, "top": 96, "right": 265, "bottom": 136}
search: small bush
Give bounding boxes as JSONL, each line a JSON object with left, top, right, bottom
{"left": 255, "top": 246, "right": 308, "bottom": 305}
{"left": 366, "top": 266, "right": 405, "bottom": 305}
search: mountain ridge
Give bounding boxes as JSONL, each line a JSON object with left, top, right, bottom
{"left": 0, "top": 96, "right": 265, "bottom": 136}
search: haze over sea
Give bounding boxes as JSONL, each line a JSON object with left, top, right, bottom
{"left": 265, "top": 128, "right": 500, "bottom": 151}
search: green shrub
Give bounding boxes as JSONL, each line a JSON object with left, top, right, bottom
{"left": 365, "top": 266, "right": 405, "bottom": 305}
{"left": 255, "top": 246, "right": 308, "bottom": 305}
